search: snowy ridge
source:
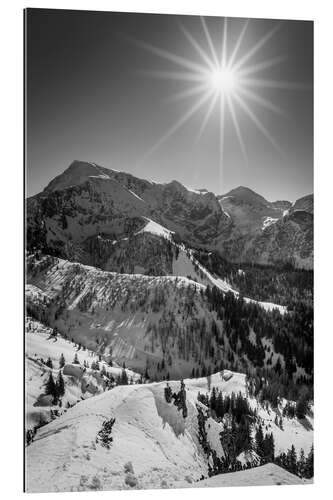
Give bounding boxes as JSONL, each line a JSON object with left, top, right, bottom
{"left": 26, "top": 369, "right": 313, "bottom": 492}
{"left": 26, "top": 255, "right": 210, "bottom": 377}
{"left": 193, "top": 463, "right": 310, "bottom": 487}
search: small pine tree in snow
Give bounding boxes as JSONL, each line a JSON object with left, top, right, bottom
{"left": 286, "top": 444, "right": 297, "bottom": 475}
{"left": 59, "top": 353, "right": 65, "bottom": 369}
{"left": 255, "top": 425, "right": 265, "bottom": 461}
{"left": 173, "top": 380, "right": 188, "bottom": 418}
{"left": 73, "top": 353, "right": 80, "bottom": 364}
{"left": 45, "top": 357, "right": 53, "bottom": 369}
{"left": 298, "top": 448, "right": 306, "bottom": 477}
{"left": 44, "top": 372, "right": 57, "bottom": 403}
{"left": 56, "top": 371, "right": 65, "bottom": 398}
{"left": 96, "top": 417, "right": 116, "bottom": 449}
{"left": 120, "top": 368, "right": 128, "bottom": 385}
{"left": 91, "top": 360, "right": 99, "bottom": 371}
{"left": 164, "top": 383, "right": 172, "bottom": 403}
{"left": 304, "top": 445, "right": 314, "bottom": 478}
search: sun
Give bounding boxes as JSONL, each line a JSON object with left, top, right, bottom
{"left": 208, "top": 66, "right": 238, "bottom": 95}
{"left": 132, "top": 17, "right": 308, "bottom": 189}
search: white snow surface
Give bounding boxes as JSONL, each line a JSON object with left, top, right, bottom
{"left": 25, "top": 317, "right": 140, "bottom": 428}
{"left": 262, "top": 217, "right": 279, "bottom": 231}
{"left": 193, "top": 463, "right": 310, "bottom": 488}
{"left": 26, "top": 370, "right": 313, "bottom": 492}
{"left": 138, "top": 217, "right": 174, "bottom": 239}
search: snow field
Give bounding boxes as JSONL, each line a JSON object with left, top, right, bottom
{"left": 26, "top": 369, "right": 313, "bottom": 492}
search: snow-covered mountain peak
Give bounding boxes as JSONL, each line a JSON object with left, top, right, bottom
{"left": 27, "top": 161, "right": 313, "bottom": 270}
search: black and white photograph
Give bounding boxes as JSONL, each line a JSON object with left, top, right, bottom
{"left": 24, "top": 7, "right": 313, "bottom": 493}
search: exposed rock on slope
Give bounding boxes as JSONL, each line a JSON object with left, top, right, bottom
{"left": 217, "top": 187, "right": 313, "bottom": 268}
{"left": 291, "top": 194, "right": 313, "bottom": 214}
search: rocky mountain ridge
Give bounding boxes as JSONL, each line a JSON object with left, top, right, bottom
{"left": 26, "top": 160, "right": 313, "bottom": 271}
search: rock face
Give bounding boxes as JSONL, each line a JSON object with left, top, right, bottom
{"left": 27, "top": 161, "right": 230, "bottom": 262}
{"left": 291, "top": 194, "right": 314, "bottom": 214}
{"left": 26, "top": 161, "right": 313, "bottom": 269}
{"left": 217, "top": 187, "right": 313, "bottom": 268}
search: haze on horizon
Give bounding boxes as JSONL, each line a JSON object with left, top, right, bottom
{"left": 26, "top": 9, "right": 313, "bottom": 203}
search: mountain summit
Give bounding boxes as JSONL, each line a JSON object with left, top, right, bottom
{"left": 222, "top": 186, "right": 270, "bottom": 207}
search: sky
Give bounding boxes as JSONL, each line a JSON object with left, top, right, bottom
{"left": 26, "top": 9, "right": 313, "bottom": 202}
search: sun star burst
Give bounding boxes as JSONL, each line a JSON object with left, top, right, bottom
{"left": 131, "top": 17, "right": 309, "bottom": 189}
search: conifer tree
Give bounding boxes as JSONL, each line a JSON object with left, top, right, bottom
{"left": 304, "top": 445, "right": 314, "bottom": 478}
{"left": 59, "top": 353, "right": 65, "bottom": 369}
{"left": 263, "top": 432, "right": 275, "bottom": 462}
{"left": 45, "top": 357, "right": 53, "bottom": 369}
{"left": 164, "top": 383, "right": 173, "bottom": 403}
{"left": 287, "top": 444, "right": 297, "bottom": 475}
{"left": 298, "top": 448, "right": 306, "bottom": 477}
{"left": 255, "top": 425, "right": 265, "bottom": 461}
{"left": 91, "top": 360, "right": 99, "bottom": 370}
{"left": 44, "top": 372, "right": 57, "bottom": 403}
{"left": 56, "top": 371, "right": 65, "bottom": 398}
{"left": 120, "top": 368, "right": 128, "bottom": 385}
{"left": 73, "top": 353, "right": 80, "bottom": 365}
{"left": 296, "top": 393, "right": 309, "bottom": 419}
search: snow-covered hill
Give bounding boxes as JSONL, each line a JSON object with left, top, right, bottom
{"left": 25, "top": 369, "right": 312, "bottom": 492}
{"left": 25, "top": 317, "right": 140, "bottom": 429}
{"left": 193, "top": 463, "right": 310, "bottom": 487}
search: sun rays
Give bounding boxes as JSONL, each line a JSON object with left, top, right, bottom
{"left": 131, "top": 17, "right": 309, "bottom": 189}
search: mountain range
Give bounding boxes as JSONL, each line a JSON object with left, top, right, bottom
{"left": 25, "top": 160, "right": 314, "bottom": 491}
{"left": 27, "top": 161, "right": 313, "bottom": 270}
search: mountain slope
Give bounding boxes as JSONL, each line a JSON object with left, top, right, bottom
{"left": 194, "top": 463, "right": 310, "bottom": 488}
{"left": 25, "top": 316, "right": 140, "bottom": 429}
{"left": 291, "top": 194, "right": 313, "bottom": 214}
{"left": 26, "top": 253, "right": 314, "bottom": 388}
{"left": 218, "top": 187, "right": 313, "bottom": 268}
{"left": 26, "top": 377, "right": 222, "bottom": 492}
